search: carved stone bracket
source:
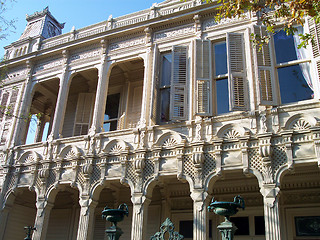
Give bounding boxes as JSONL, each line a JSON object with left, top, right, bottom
{"left": 281, "top": 131, "right": 294, "bottom": 170}
{"left": 311, "top": 128, "right": 320, "bottom": 168}
{"left": 240, "top": 137, "right": 249, "bottom": 174}
{"left": 176, "top": 145, "right": 185, "bottom": 180}
{"left": 151, "top": 146, "right": 161, "bottom": 179}
{"left": 213, "top": 140, "right": 223, "bottom": 176}
{"left": 260, "top": 184, "right": 280, "bottom": 208}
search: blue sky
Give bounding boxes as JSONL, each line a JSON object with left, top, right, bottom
{"left": 0, "top": 0, "right": 159, "bottom": 55}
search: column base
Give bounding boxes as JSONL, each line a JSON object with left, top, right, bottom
{"left": 217, "top": 219, "right": 237, "bottom": 240}
{"left": 106, "top": 225, "right": 123, "bottom": 240}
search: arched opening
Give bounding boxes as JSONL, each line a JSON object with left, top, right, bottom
{"left": 104, "top": 58, "right": 144, "bottom": 131}
{"left": 279, "top": 164, "right": 320, "bottom": 239}
{"left": 24, "top": 78, "right": 59, "bottom": 144}
{"left": 3, "top": 188, "right": 36, "bottom": 240}
{"left": 147, "top": 177, "right": 192, "bottom": 240}
{"left": 62, "top": 68, "right": 98, "bottom": 137}
{"left": 209, "top": 170, "right": 264, "bottom": 240}
{"left": 45, "top": 186, "right": 80, "bottom": 240}
{"left": 92, "top": 181, "right": 132, "bottom": 239}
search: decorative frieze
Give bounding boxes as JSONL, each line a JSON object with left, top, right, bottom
{"left": 109, "top": 36, "right": 146, "bottom": 52}
{"left": 69, "top": 46, "right": 101, "bottom": 64}
{"left": 202, "top": 12, "right": 251, "bottom": 31}
{"left": 154, "top": 25, "right": 195, "bottom": 42}
{"left": 33, "top": 58, "right": 64, "bottom": 74}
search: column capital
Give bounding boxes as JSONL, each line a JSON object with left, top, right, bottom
{"left": 260, "top": 184, "right": 280, "bottom": 207}
{"left": 190, "top": 188, "right": 210, "bottom": 211}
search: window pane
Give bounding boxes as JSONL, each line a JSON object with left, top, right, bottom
{"left": 278, "top": 63, "right": 313, "bottom": 104}
{"left": 179, "top": 220, "right": 193, "bottom": 238}
{"left": 216, "top": 78, "right": 229, "bottom": 114}
{"left": 41, "top": 122, "right": 49, "bottom": 142}
{"left": 160, "top": 88, "right": 170, "bottom": 122}
{"left": 255, "top": 216, "right": 265, "bottom": 235}
{"left": 214, "top": 42, "right": 227, "bottom": 76}
{"left": 274, "top": 30, "right": 299, "bottom": 64}
{"left": 295, "top": 216, "right": 320, "bottom": 236}
{"left": 105, "top": 93, "right": 120, "bottom": 119}
{"left": 104, "top": 93, "right": 120, "bottom": 132}
{"left": 231, "top": 217, "right": 249, "bottom": 235}
{"left": 25, "top": 114, "right": 38, "bottom": 144}
{"left": 161, "top": 53, "right": 172, "bottom": 87}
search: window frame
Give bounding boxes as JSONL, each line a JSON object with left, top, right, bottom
{"left": 103, "top": 86, "right": 123, "bottom": 132}
{"left": 212, "top": 39, "right": 230, "bottom": 115}
{"left": 156, "top": 44, "right": 189, "bottom": 124}
{"left": 272, "top": 26, "right": 314, "bottom": 105}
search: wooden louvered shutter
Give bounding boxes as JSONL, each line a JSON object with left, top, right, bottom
{"left": 227, "top": 32, "right": 248, "bottom": 111}
{"left": 73, "top": 93, "right": 94, "bottom": 136}
{"left": 253, "top": 25, "right": 277, "bottom": 105}
{"left": 195, "top": 39, "right": 212, "bottom": 116}
{"left": 0, "top": 91, "right": 9, "bottom": 122}
{"left": 170, "top": 45, "right": 188, "bottom": 120}
{"left": 151, "top": 45, "right": 160, "bottom": 124}
{"left": 307, "top": 18, "right": 320, "bottom": 92}
{"left": 0, "top": 88, "right": 19, "bottom": 145}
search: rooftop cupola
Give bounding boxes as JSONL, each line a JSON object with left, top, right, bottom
{"left": 20, "top": 6, "right": 65, "bottom": 40}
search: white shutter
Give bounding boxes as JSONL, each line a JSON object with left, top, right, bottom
{"left": 253, "top": 25, "right": 277, "bottom": 105}
{"left": 307, "top": 18, "right": 320, "bottom": 95}
{"left": 150, "top": 45, "right": 160, "bottom": 124}
{"left": 170, "top": 45, "right": 188, "bottom": 120}
{"left": 93, "top": 214, "right": 106, "bottom": 240}
{"left": 195, "top": 39, "right": 212, "bottom": 116}
{"left": 227, "top": 32, "right": 248, "bottom": 111}
{"left": 73, "top": 93, "right": 94, "bottom": 136}
{"left": 46, "top": 209, "right": 72, "bottom": 240}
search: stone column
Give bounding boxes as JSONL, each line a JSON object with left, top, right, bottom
{"left": 260, "top": 184, "right": 281, "bottom": 240}
{"left": 139, "top": 28, "right": 153, "bottom": 128}
{"left": 131, "top": 193, "right": 151, "bottom": 240}
{"left": 88, "top": 40, "right": 111, "bottom": 135}
{"left": 12, "top": 60, "right": 34, "bottom": 146}
{"left": 191, "top": 189, "right": 210, "bottom": 240}
{"left": 32, "top": 200, "right": 53, "bottom": 240}
{"left": 76, "top": 197, "right": 98, "bottom": 240}
{"left": 48, "top": 50, "right": 70, "bottom": 140}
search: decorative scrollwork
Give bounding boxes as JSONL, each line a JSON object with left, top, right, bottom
{"left": 150, "top": 218, "right": 184, "bottom": 240}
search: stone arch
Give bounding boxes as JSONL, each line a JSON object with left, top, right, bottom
{"left": 154, "top": 131, "right": 185, "bottom": 148}
{"left": 216, "top": 123, "right": 249, "bottom": 140}
{"left": 58, "top": 145, "right": 82, "bottom": 160}
{"left": 17, "top": 151, "right": 41, "bottom": 164}
{"left": 284, "top": 113, "right": 317, "bottom": 131}
{"left": 103, "top": 139, "right": 129, "bottom": 155}
{"left": 1, "top": 187, "right": 37, "bottom": 240}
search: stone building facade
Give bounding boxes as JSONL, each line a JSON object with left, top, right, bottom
{"left": 0, "top": 1, "right": 319, "bottom": 239}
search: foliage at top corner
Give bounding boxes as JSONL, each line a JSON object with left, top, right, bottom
{"left": 200, "top": 0, "right": 320, "bottom": 47}
{"left": 0, "top": 0, "right": 16, "bottom": 41}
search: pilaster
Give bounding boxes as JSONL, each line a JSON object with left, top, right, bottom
{"left": 260, "top": 184, "right": 281, "bottom": 240}
{"left": 48, "top": 50, "right": 70, "bottom": 140}
{"left": 89, "top": 39, "right": 110, "bottom": 135}
{"left": 131, "top": 192, "right": 151, "bottom": 240}
{"left": 190, "top": 188, "right": 210, "bottom": 240}
{"left": 12, "top": 60, "right": 34, "bottom": 146}
{"left": 140, "top": 27, "right": 153, "bottom": 128}
{"left": 32, "top": 200, "right": 53, "bottom": 240}
{"left": 76, "top": 196, "right": 98, "bottom": 240}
